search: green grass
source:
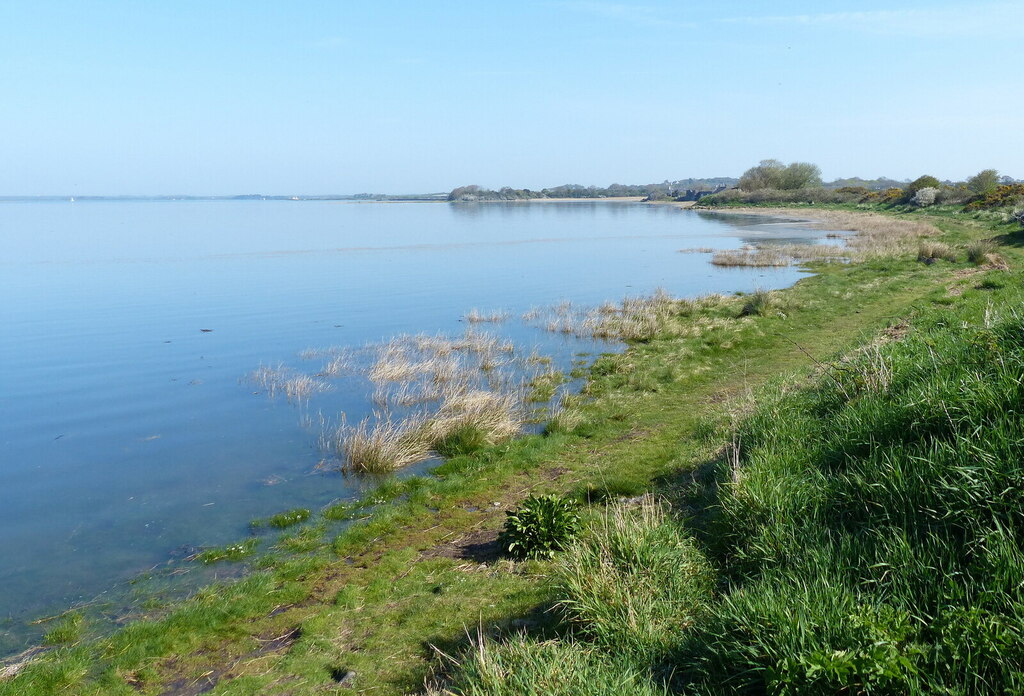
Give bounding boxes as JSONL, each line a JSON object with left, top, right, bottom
{"left": 42, "top": 613, "right": 85, "bottom": 646}
{"left": 195, "top": 538, "right": 259, "bottom": 564}
{"left": 426, "top": 635, "right": 669, "bottom": 696}
{"left": 552, "top": 496, "right": 712, "bottom": 659}
{"left": 250, "top": 507, "right": 312, "bottom": 530}
{"left": 3, "top": 206, "right": 1019, "bottom": 695}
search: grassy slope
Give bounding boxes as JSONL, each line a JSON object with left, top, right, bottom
{"left": 3, "top": 209, "right": 1018, "bottom": 695}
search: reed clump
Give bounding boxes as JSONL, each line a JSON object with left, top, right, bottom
{"left": 917, "top": 240, "right": 958, "bottom": 263}
{"left": 428, "top": 389, "right": 524, "bottom": 457}
{"left": 705, "top": 208, "right": 936, "bottom": 267}
{"left": 710, "top": 247, "right": 791, "bottom": 267}
{"left": 335, "top": 413, "right": 432, "bottom": 474}
{"left": 246, "top": 364, "right": 329, "bottom": 403}
{"left": 964, "top": 240, "right": 1009, "bottom": 269}
{"left": 739, "top": 289, "right": 779, "bottom": 317}
{"left": 525, "top": 289, "right": 685, "bottom": 342}
{"left": 319, "top": 328, "right": 548, "bottom": 472}
{"left": 553, "top": 495, "right": 713, "bottom": 657}
{"left": 464, "top": 308, "right": 510, "bottom": 323}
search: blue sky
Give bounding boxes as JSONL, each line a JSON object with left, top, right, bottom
{"left": 1, "top": 1, "right": 1020, "bottom": 195}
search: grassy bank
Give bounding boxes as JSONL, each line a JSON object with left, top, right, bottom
{"left": 2, "top": 205, "right": 1020, "bottom": 695}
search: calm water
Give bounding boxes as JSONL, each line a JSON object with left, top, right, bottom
{"left": 0, "top": 200, "right": 828, "bottom": 650}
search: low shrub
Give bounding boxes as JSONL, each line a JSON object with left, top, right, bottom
{"left": 965, "top": 184, "right": 1024, "bottom": 210}
{"left": 911, "top": 186, "right": 938, "bottom": 207}
{"left": 879, "top": 187, "right": 905, "bottom": 204}
{"left": 500, "top": 494, "right": 581, "bottom": 560}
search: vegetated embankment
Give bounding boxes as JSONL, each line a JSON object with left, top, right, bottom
{"left": 3, "top": 204, "right": 1021, "bottom": 695}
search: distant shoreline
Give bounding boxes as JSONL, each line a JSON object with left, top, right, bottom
{"left": 472, "top": 196, "right": 646, "bottom": 203}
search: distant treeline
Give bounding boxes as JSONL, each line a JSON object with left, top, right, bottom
{"left": 447, "top": 179, "right": 738, "bottom": 202}
{"left": 697, "top": 160, "right": 1023, "bottom": 218}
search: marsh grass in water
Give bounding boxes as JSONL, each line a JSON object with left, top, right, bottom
{"left": 195, "top": 538, "right": 259, "bottom": 564}
{"left": 706, "top": 207, "right": 937, "bottom": 268}
{"left": 334, "top": 413, "right": 433, "bottom": 474}
{"left": 463, "top": 308, "right": 510, "bottom": 323}
{"left": 252, "top": 508, "right": 311, "bottom": 529}
{"left": 41, "top": 613, "right": 85, "bottom": 646}
{"left": 246, "top": 364, "right": 330, "bottom": 404}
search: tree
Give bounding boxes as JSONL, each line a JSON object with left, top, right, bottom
{"left": 906, "top": 175, "right": 942, "bottom": 195}
{"left": 738, "top": 159, "right": 822, "bottom": 191}
{"left": 966, "top": 169, "right": 1000, "bottom": 195}
{"left": 779, "top": 162, "right": 822, "bottom": 190}
{"left": 738, "top": 159, "right": 785, "bottom": 191}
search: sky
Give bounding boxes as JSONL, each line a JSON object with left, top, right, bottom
{"left": 1, "top": 1, "right": 1021, "bottom": 195}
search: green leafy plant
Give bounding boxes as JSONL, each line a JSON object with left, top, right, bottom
{"left": 500, "top": 494, "right": 581, "bottom": 559}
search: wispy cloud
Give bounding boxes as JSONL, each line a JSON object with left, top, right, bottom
{"left": 560, "top": 1, "right": 696, "bottom": 30}
{"left": 720, "top": 3, "right": 1023, "bottom": 38}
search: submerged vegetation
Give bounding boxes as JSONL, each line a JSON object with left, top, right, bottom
{"left": 3, "top": 196, "right": 1023, "bottom": 695}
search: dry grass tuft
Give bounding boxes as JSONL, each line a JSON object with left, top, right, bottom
{"left": 427, "top": 389, "right": 523, "bottom": 449}
{"left": 247, "top": 364, "right": 329, "bottom": 404}
{"left": 706, "top": 208, "right": 937, "bottom": 267}
{"left": 918, "top": 241, "right": 958, "bottom": 263}
{"left": 965, "top": 240, "right": 996, "bottom": 265}
{"left": 464, "top": 308, "right": 510, "bottom": 323}
{"left": 334, "top": 413, "right": 432, "bottom": 474}
{"left": 315, "top": 327, "right": 554, "bottom": 471}
{"left": 525, "top": 289, "right": 683, "bottom": 341}
{"left": 711, "top": 248, "right": 791, "bottom": 267}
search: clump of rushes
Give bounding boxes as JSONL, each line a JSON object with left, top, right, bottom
{"left": 426, "top": 634, "right": 668, "bottom": 696}
{"left": 711, "top": 247, "right": 790, "bottom": 267}
{"left": 42, "top": 611, "right": 85, "bottom": 645}
{"left": 195, "top": 538, "right": 258, "bottom": 564}
{"left": 545, "top": 406, "right": 584, "bottom": 435}
{"left": 917, "top": 241, "right": 958, "bottom": 263}
{"left": 427, "top": 389, "right": 523, "bottom": 456}
{"left": 965, "top": 239, "right": 996, "bottom": 265}
{"left": 740, "top": 289, "right": 777, "bottom": 317}
{"left": 463, "top": 308, "right": 510, "bottom": 323}
{"left": 552, "top": 496, "right": 713, "bottom": 657}
{"left": 500, "top": 494, "right": 581, "bottom": 560}
{"left": 337, "top": 414, "right": 432, "bottom": 474}
{"left": 527, "top": 370, "right": 566, "bottom": 403}
{"left": 431, "top": 423, "right": 490, "bottom": 458}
